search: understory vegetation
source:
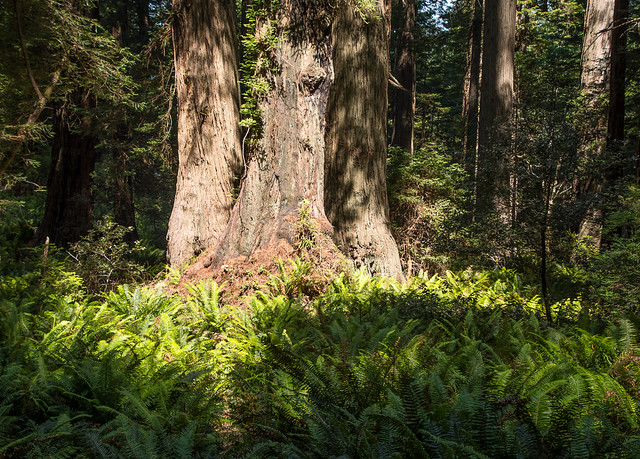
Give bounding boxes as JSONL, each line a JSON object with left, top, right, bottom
{"left": 1, "top": 210, "right": 640, "bottom": 457}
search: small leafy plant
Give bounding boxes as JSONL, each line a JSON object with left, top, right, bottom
{"left": 68, "top": 216, "right": 149, "bottom": 293}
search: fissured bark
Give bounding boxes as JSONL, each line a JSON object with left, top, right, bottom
{"left": 575, "top": 0, "right": 621, "bottom": 247}
{"left": 475, "top": 0, "right": 516, "bottom": 219}
{"left": 324, "top": 0, "right": 404, "bottom": 279}
{"left": 167, "top": 0, "right": 243, "bottom": 266}
{"left": 197, "top": 0, "right": 336, "bottom": 268}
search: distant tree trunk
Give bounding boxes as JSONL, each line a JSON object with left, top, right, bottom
{"left": 33, "top": 93, "right": 97, "bottom": 246}
{"left": 191, "top": 0, "right": 336, "bottom": 269}
{"left": 575, "top": 0, "right": 617, "bottom": 247}
{"left": 111, "top": 2, "right": 138, "bottom": 243}
{"left": 135, "top": 0, "right": 149, "bottom": 46}
{"left": 113, "top": 131, "right": 138, "bottom": 243}
{"left": 390, "top": 0, "right": 416, "bottom": 155}
{"left": 607, "top": 0, "right": 627, "bottom": 162}
{"left": 32, "top": 0, "right": 99, "bottom": 247}
{"left": 325, "top": 0, "right": 404, "bottom": 279}
{"left": 580, "top": 0, "right": 615, "bottom": 98}
{"left": 604, "top": 0, "right": 627, "bottom": 240}
{"left": 462, "top": 0, "right": 483, "bottom": 176}
{"left": 476, "top": 0, "right": 516, "bottom": 218}
{"left": 112, "top": 0, "right": 129, "bottom": 46}
{"left": 166, "top": 0, "right": 242, "bottom": 267}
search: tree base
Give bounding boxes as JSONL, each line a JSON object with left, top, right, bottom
{"left": 175, "top": 232, "right": 348, "bottom": 307}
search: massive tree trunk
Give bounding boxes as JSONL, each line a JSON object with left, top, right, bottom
{"left": 462, "top": 0, "right": 483, "bottom": 176}
{"left": 575, "top": 0, "right": 619, "bottom": 247}
{"left": 32, "top": 0, "right": 99, "bottom": 247}
{"left": 475, "top": 0, "right": 516, "bottom": 218}
{"left": 390, "top": 0, "right": 416, "bottom": 154}
{"left": 324, "top": 0, "right": 403, "bottom": 279}
{"left": 189, "top": 0, "right": 336, "bottom": 271}
{"left": 580, "top": 0, "right": 615, "bottom": 97}
{"left": 166, "top": 0, "right": 242, "bottom": 267}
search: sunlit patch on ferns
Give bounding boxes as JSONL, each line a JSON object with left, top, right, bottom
{"left": 1, "top": 265, "right": 639, "bottom": 456}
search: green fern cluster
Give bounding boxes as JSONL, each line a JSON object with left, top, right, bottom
{"left": 230, "top": 270, "right": 640, "bottom": 456}
{"left": 1, "top": 261, "right": 639, "bottom": 456}
{"left": 414, "top": 267, "right": 584, "bottom": 322}
{"left": 0, "top": 280, "right": 233, "bottom": 457}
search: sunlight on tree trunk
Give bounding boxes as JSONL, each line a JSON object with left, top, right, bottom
{"left": 190, "top": 0, "right": 338, "bottom": 272}
{"left": 575, "top": 0, "right": 619, "bottom": 248}
{"left": 475, "top": 0, "right": 515, "bottom": 222}
{"left": 167, "top": 0, "right": 242, "bottom": 267}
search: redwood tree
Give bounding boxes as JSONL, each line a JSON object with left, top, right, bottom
{"left": 475, "top": 0, "right": 516, "bottom": 217}
{"left": 112, "top": 130, "right": 138, "bottom": 243}
{"left": 32, "top": 0, "right": 100, "bottom": 246}
{"left": 462, "top": 0, "right": 483, "bottom": 175}
{"left": 166, "top": 0, "right": 243, "bottom": 267}
{"left": 176, "top": 0, "right": 404, "bottom": 280}
{"left": 33, "top": 92, "right": 97, "bottom": 246}
{"left": 390, "top": 0, "right": 416, "bottom": 155}
{"left": 575, "top": 0, "right": 626, "bottom": 246}
{"left": 194, "top": 0, "right": 336, "bottom": 268}
{"left": 110, "top": 1, "right": 138, "bottom": 243}
{"left": 324, "top": 0, "right": 403, "bottom": 279}
{"left": 607, "top": 0, "right": 628, "bottom": 172}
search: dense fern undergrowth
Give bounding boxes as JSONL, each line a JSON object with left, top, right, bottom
{"left": 1, "top": 248, "right": 640, "bottom": 458}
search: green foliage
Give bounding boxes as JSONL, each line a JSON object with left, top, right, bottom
{"left": 352, "top": 0, "right": 381, "bottom": 20}
{"left": 451, "top": 0, "right": 585, "bottom": 273}
{"left": 266, "top": 258, "right": 320, "bottom": 299}
{"left": 0, "top": 281, "right": 226, "bottom": 457}
{"left": 1, "top": 263, "right": 640, "bottom": 456}
{"left": 0, "top": 198, "right": 39, "bottom": 267}
{"left": 68, "top": 216, "right": 158, "bottom": 293}
{"left": 388, "top": 144, "right": 468, "bottom": 273}
{"left": 295, "top": 200, "right": 317, "bottom": 252}
{"left": 0, "top": 0, "right": 137, "bottom": 181}
{"left": 239, "top": 0, "right": 280, "bottom": 133}
{"left": 587, "top": 185, "right": 640, "bottom": 317}
{"left": 1, "top": 0, "right": 176, "bottom": 255}
{"left": 236, "top": 270, "right": 640, "bottom": 456}
{"left": 1, "top": 2, "right": 640, "bottom": 455}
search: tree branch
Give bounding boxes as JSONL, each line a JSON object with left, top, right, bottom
{"left": 14, "top": 0, "right": 43, "bottom": 101}
{"left": 0, "top": 65, "right": 63, "bottom": 181}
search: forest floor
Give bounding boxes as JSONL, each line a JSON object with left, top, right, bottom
{"left": 173, "top": 237, "right": 348, "bottom": 308}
